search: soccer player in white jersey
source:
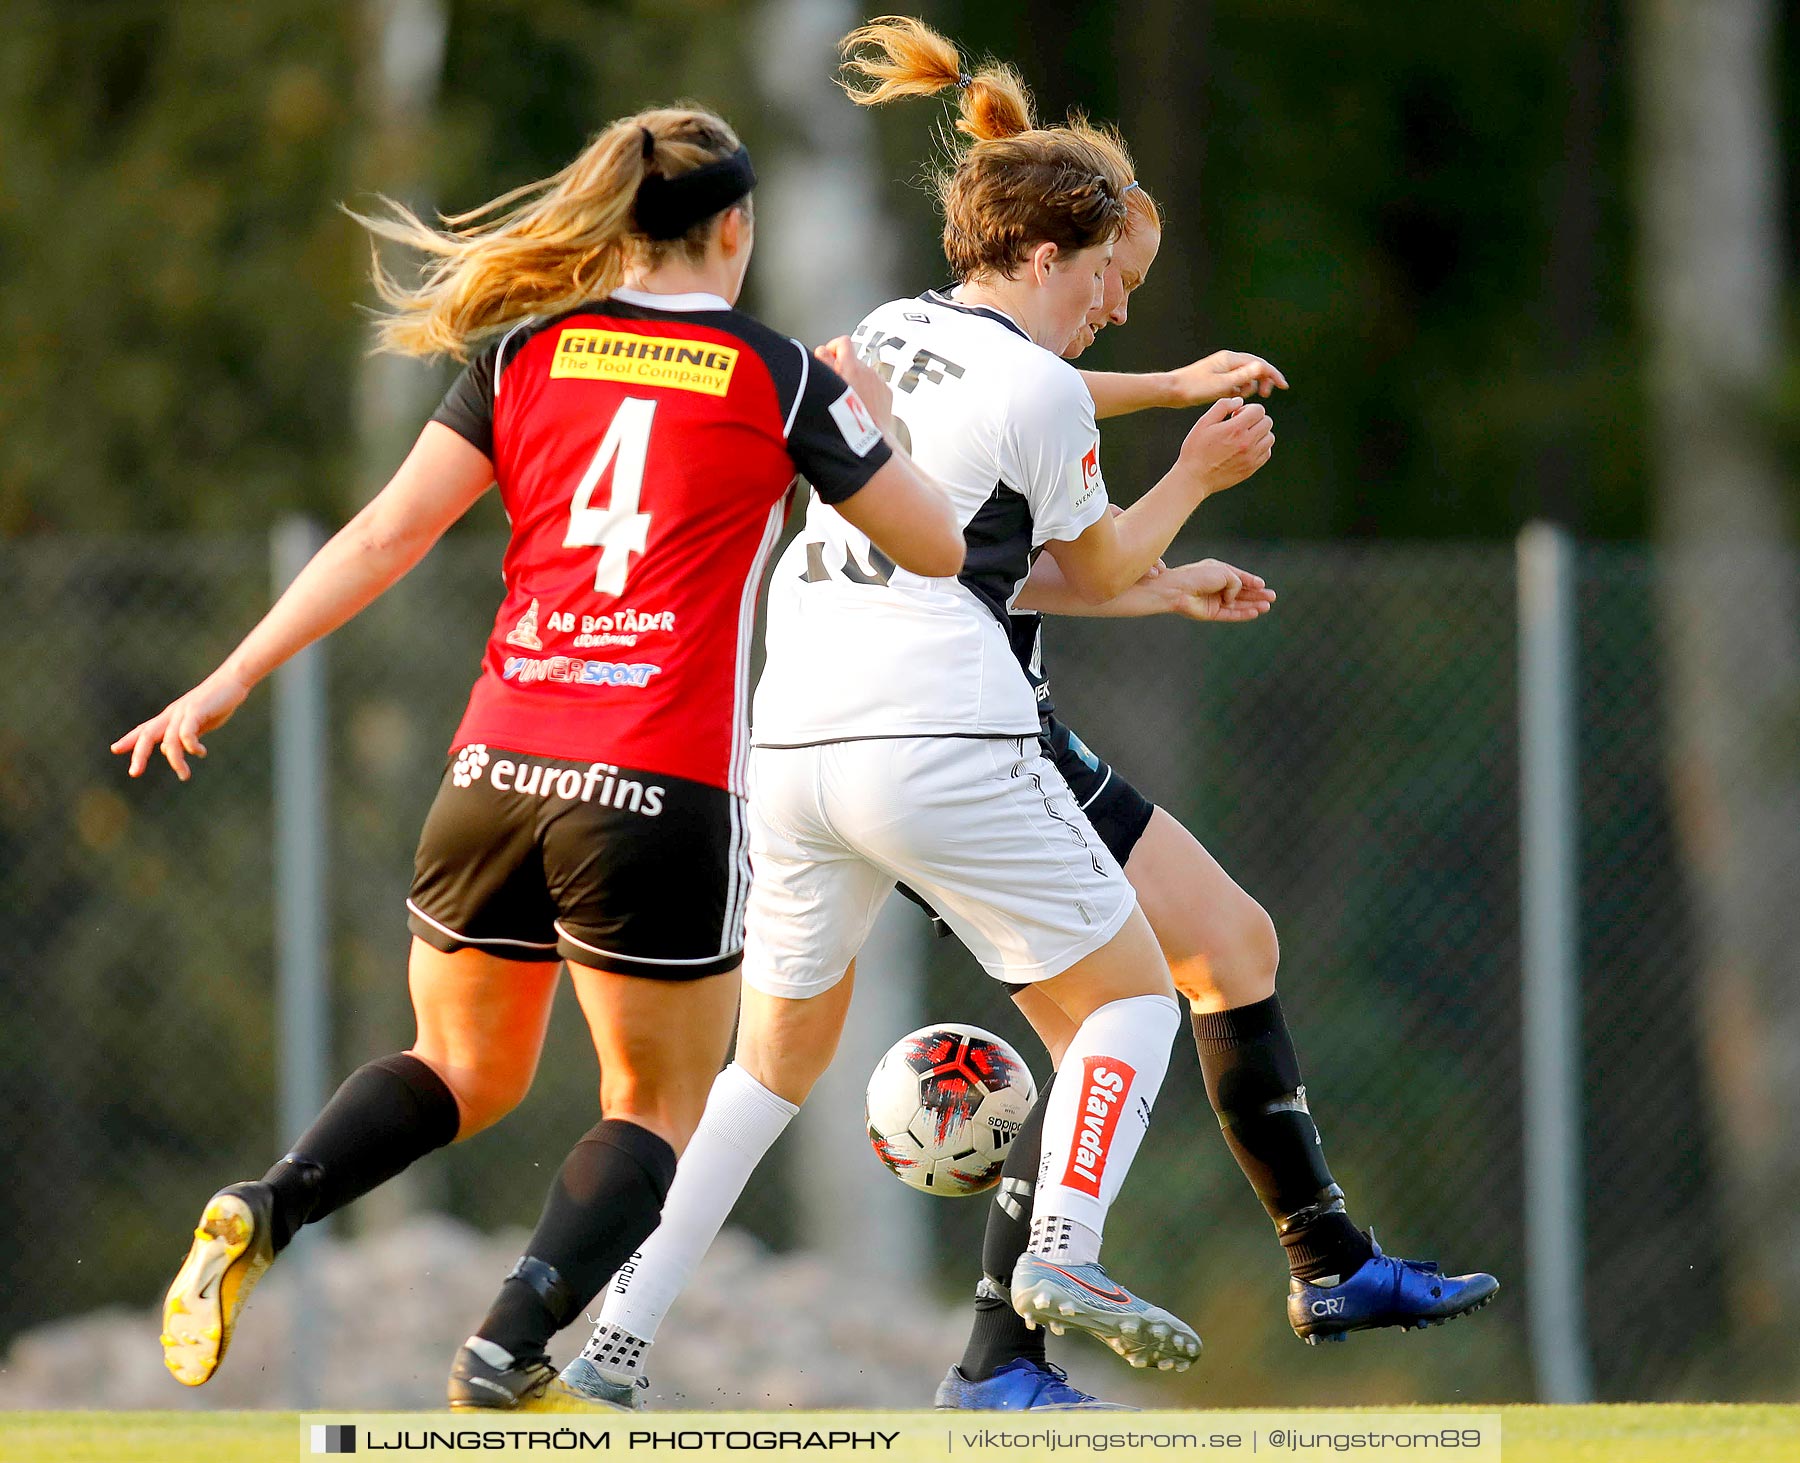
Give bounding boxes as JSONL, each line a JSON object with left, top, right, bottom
{"left": 568, "top": 20, "right": 1497, "bottom": 1414}
{"left": 558, "top": 24, "right": 1274, "bottom": 1406}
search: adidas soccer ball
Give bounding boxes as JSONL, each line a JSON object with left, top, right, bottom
{"left": 865, "top": 1023, "right": 1037, "bottom": 1197}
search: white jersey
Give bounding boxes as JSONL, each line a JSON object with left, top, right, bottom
{"left": 753, "top": 290, "right": 1110, "bottom": 746}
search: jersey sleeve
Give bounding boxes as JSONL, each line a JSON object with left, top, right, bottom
{"left": 1000, "top": 364, "right": 1109, "bottom": 543}
{"left": 781, "top": 343, "right": 894, "bottom": 505}
{"left": 430, "top": 340, "right": 501, "bottom": 460}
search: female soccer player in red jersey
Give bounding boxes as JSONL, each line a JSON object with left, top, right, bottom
{"left": 112, "top": 104, "right": 962, "bottom": 1411}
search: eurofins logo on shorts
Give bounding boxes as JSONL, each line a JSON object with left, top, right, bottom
{"left": 503, "top": 655, "right": 660, "bottom": 689}
{"left": 550, "top": 329, "right": 739, "bottom": 396}
{"left": 453, "top": 746, "right": 666, "bottom": 817}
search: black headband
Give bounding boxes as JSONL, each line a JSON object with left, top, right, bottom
{"left": 634, "top": 146, "right": 757, "bottom": 240}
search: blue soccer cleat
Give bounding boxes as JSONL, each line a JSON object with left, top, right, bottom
{"left": 1288, "top": 1235, "right": 1499, "bottom": 1344}
{"left": 1011, "top": 1254, "right": 1201, "bottom": 1371}
{"left": 934, "top": 1358, "right": 1135, "bottom": 1411}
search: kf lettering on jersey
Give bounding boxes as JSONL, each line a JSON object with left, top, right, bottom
{"left": 566, "top": 396, "right": 656, "bottom": 596}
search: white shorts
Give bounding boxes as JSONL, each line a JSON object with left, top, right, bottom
{"left": 742, "top": 735, "right": 1137, "bottom": 999}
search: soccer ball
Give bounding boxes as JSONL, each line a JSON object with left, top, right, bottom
{"left": 865, "top": 1023, "right": 1037, "bottom": 1197}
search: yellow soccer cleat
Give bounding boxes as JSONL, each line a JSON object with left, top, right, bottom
{"left": 161, "top": 1181, "right": 276, "bottom": 1387}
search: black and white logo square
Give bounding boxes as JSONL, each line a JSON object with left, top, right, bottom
{"left": 310, "top": 1424, "right": 356, "bottom": 1454}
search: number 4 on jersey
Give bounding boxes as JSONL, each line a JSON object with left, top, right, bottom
{"left": 565, "top": 396, "right": 655, "bottom": 595}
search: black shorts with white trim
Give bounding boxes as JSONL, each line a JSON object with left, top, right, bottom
{"left": 407, "top": 744, "right": 745, "bottom": 978}
{"left": 896, "top": 714, "right": 1155, "bottom": 936}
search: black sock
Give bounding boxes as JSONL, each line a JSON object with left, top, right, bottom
{"left": 478, "top": 1119, "right": 677, "bottom": 1363}
{"left": 261, "top": 1052, "right": 461, "bottom": 1252}
{"left": 960, "top": 1077, "right": 1052, "bottom": 1381}
{"left": 1192, "top": 995, "right": 1373, "bottom": 1284}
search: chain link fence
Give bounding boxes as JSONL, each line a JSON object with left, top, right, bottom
{"left": 1, "top": 531, "right": 1790, "bottom": 1406}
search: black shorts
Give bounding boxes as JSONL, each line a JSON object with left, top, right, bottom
{"left": 406, "top": 744, "right": 745, "bottom": 978}
{"left": 1040, "top": 716, "right": 1157, "bottom": 861}
{"left": 897, "top": 716, "right": 1156, "bottom": 935}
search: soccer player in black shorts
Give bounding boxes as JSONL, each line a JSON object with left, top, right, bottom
{"left": 114, "top": 102, "right": 962, "bottom": 1410}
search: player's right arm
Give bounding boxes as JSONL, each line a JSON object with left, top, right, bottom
{"left": 805, "top": 337, "right": 964, "bottom": 579}
{"left": 112, "top": 422, "right": 494, "bottom": 780}
{"left": 1013, "top": 355, "right": 1275, "bottom": 605}
{"left": 1082, "top": 350, "right": 1288, "bottom": 420}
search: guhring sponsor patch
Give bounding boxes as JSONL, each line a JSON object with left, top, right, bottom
{"left": 1061, "top": 1055, "right": 1137, "bottom": 1198}
{"left": 550, "top": 329, "right": 739, "bottom": 395}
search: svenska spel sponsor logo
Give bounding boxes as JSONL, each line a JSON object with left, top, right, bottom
{"left": 1061, "top": 1055, "right": 1137, "bottom": 1198}
{"left": 828, "top": 387, "right": 884, "bottom": 457}
{"left": 1071, "top": 440, "right": 1105, "bottom": 511}
{"left": 550, "top": 329, "right": 739, "bottom": 396}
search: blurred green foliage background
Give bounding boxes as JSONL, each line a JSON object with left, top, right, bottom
{"left": 4, "top": 0, "right": 1799, "bottom": 1410}
{"left": 5, "top": 0, "right": 1795, "bottom": 542}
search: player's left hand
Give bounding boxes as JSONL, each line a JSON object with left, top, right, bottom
{"left": 110, "top": 669, "right": 252, "bottom": 781}
{"left": 815, "top": 336, "right": 897, "bottom": 437}
{"left": 1168, "top": 350, "right": 1289, "bottom": 404}
{"left": 1155, "top": 559, "right": 1277, "bottom": 622}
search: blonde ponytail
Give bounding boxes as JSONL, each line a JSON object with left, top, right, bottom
{"left": 840, "top": 15, "right": 1036, "bottom": 143}
{"left": 837, "top": 16, "right": 1127, "bottom": 282}
{"left": 351, "top": 107, "right": 744, "bottom": 361}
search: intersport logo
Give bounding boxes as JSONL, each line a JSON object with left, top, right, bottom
{"left": 1061, "top": 1055, "right": 1136, "bottom": 1199}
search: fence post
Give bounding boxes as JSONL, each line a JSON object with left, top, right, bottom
{"left": 1517, "top": 521, "right": 1594, "bottom": 1402}
{"left": 272, "top": 516, "right": 330, "bottom": 1407}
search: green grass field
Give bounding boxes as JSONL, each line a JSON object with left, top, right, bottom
{"left": 4, "top": 1406, "right": 1798, "bottom": 1463}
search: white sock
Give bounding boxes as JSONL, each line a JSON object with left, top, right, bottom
{"left": 584, "top": 1063, "right": 797, "bottom": 1371}
{"left": 1030, "top": 993, "right": 1179, "bottom": 1255}
{"left": 1026, "top": 1213, "right": 1104, "bottom": 1265}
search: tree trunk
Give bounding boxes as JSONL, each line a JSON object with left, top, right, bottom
{"left": 1636, "top": 0, "right": 1800, "bottom": 1371}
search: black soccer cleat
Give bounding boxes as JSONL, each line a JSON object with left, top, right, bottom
{"left": 448, "top": 1337, "right": 627, "bottom": 1412}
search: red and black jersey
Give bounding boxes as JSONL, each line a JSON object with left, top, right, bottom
{"left": 432, "top": 287, "right": 891, "bottom": 793}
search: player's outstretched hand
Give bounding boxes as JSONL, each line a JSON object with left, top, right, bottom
{"left": 1156, "top": 559, "right": 1276, "bottom": 622}
{"left": 111, "top": 670, "right": 251, "bottom": 781}
{"left": 1180, "top": 397, "right": 1275, "bottom": 498}
{"left": 1168, "top": 350, "right": 1288, "bottom": 404}
{"left": 815, "top": 336, "right": 896, "bottom": 437}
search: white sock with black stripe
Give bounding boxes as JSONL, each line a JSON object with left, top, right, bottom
{"left": 582, "top": 1063, "right": 797, "bottom": 1380}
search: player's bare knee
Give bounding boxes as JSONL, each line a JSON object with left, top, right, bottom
{"left": 1235, "top": 898, "right": 1280, "bottom": 995}
{"left": 442, "top": 1070, "right": 532, "bottom": 1139}
{"left": 734, "top": 1045, "right": 827, "bottom": 1106}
